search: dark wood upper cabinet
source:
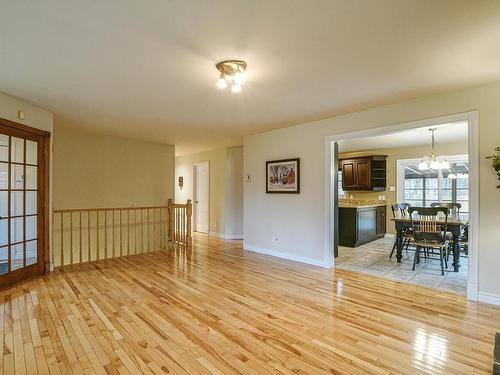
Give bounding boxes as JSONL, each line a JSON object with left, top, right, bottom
{"left": 341, "top": 161, "right": 355, "bottom": 188}
{"left": 355, "top": 160, "right": 370, "bottom": 188}
{"left": 339, "top": 155, "right": 387, "bottom": 191}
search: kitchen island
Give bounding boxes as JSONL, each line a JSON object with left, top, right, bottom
{"left": 338, "top": 202, "right": 386, "bottom": 247}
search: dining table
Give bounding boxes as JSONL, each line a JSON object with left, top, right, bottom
{"left": 391, "top": 215, "right": 466, "bottom": 272}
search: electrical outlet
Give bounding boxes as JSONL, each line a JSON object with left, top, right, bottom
{"left": 272, "top": 235, "right": 279, "bottom": 243}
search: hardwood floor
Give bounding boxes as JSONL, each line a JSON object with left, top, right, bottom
{"left": 1, "top": 234, "right": 499, "bottom": 374}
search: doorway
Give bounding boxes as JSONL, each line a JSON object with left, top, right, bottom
{"left": 194, "top": 161, "right": 209, "bottom": 233}
{"left": 0, "top": 118, "right": 50, "bottom": 288}
{"left": 325, "top": 112, "right": 479, "bottom": 300}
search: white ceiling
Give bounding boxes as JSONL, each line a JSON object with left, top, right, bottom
{"left": 338, "top": 121, "right": 468, "bottom": 152}
{"left": 1, "top": 1, "right": 500, "bottom": 155}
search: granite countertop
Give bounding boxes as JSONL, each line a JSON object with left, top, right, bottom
{"left": 338, "top": 201, "right": 387, "bottom": 208}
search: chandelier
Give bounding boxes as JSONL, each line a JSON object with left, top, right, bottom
{"left": 418, "top": 128, "right": 450, "bottom": 170}
{"left": 215, "top": 59, "right": 246, "bottom": 93}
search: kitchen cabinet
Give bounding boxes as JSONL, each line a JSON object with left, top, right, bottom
{"left": 339, "top": 204, "right": 386, "bottom": 247}
{"left": 339, "top": 155, "right": 387, "bottom": 191}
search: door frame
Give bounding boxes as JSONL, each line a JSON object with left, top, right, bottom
{"left": 324, "top": 111, "right": 479, "bottom": 301}
{"left": 193, "top": 161, "right": 210, "bottom": 234}
{"left": 0, "top": 117, "right": 50, "bottom": 288}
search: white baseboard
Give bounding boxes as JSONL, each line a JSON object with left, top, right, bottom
{"left": 224, "top": 234, "right": 244, "bottom": 240}
{"left": 209, "top": 231, "right": 224, "bottom": 238}
{"left": 478, "top": 291, "right": 500, "bottom": 306}
{"left": 243, "top": 243, "right": 330, "bottom": 268}
{"left": 209, "top": 231, "right": 243, "bottom": 240}
{"left": 467, "top": 282, "right": 479, "bottom": 301}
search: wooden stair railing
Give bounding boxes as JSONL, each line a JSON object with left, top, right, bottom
{"left": 53, "top": 201, "right": 192, "bottom": 268}
{"left": 167, "top": 199, "right": 192, "bottom": 247}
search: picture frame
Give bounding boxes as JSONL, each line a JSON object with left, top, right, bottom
{"left": 266, "top": 158, "right": 300, "bottom": 194}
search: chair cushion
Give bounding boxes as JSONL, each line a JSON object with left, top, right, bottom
{"left": 413, "top": 240, "right": 448, "bottom": 248}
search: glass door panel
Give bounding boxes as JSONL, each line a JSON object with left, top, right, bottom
{"left": 26, "top": 240, "right": 37, "bottom": 266}
{"left": 0, "top": 120, "right": 47, "bottom": 287}
{"left": 0, "top": 135, "right": 8, "bottom": 161}
{"left": 0, "top": 246, "right": 7, "bottom": 275}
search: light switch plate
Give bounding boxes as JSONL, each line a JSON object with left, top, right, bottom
{"left": 389, "top": 186, "right": 396, "bottom": 192}
{"left": 244, "top": 174, "right": 251, "bottom": 182}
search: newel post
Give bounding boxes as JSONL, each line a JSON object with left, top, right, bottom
{"left": 186, "top": 199, "right": 192, "bottom": 247}
{"left": 167, "top": 198, "right": 173, "bottom": 243}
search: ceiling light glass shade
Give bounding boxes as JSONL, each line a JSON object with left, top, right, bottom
{"left": 216, "top": 76, "right": 228, "bottom": 89}
{"left": 448, "top": 173, "right": 457, "bottom": 179}
{"left": 429, "top": 159, "right": 441, "bottom": 169}
{"left": 233, "top": 72, "right": 245, "bottom": 85}
{"left": 418, "top": 160, "right": 430, "bottom": 170}
{"left": 439, "top": 159, "right": 450, "bottom": 169}
{"left": 419, "top": 128, "right": 450, "bottom": 171}
{"left": 232, "top": 83, "right": 242, "bottom": 93}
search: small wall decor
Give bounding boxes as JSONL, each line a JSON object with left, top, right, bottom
{"left": 486, "top": 146, "right": 500, "bottom": 188}
{"left": 178, "top": 176, "right": 184, "bottom": 189}
{"left": 266, "top": 158, "right": 300, "bottom": 194}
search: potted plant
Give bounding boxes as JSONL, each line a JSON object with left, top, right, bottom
{"left": 486, "top": 146, "right": 500, "bottom": 188}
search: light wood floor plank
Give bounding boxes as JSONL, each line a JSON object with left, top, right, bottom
{"left": 1, "top": 234, "right": 499, "bottom": 374}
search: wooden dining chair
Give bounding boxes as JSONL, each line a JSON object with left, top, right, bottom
{"left": 430, "top": 202, "right": 462, "bottom": 259}
{"left": 389, "top": 203, "right": 412, "bottom": 258}
{"left": 408, "top": 207, "right": 450, "bottom": 276}
{"left": 430, "top": 202, "right": 461, "bottom": 219}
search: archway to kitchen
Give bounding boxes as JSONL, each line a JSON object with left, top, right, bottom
{"left": 325, "top": 112, "right": 478, "bottom": 299}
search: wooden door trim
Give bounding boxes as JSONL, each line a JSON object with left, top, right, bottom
{"left": 0, "top": 117, "right": 50, "bottom": 137}
{"left": 0, "top": 117, "right": 50, "bottom": 288}
{"left": 193, "top": 160, "right": 210, "bottom": 234}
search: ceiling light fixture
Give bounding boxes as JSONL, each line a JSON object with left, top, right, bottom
{"left": 418, "top": 128, "right": 450, "bottom": 171}
{"left": 216, "top": 72, "right": 228, "bottom": 89}
{"left": 215, "top": 59, "right": 247, "bottom": 93}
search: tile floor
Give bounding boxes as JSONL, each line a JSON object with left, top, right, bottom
{"left": 336, "top": 236, "right": 468, "bottom": 294}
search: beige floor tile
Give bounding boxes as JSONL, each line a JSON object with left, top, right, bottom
{"left": 337, "top": 237, "right": 467, "bottom": 295}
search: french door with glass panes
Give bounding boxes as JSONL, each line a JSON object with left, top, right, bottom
{"left": 0, "top": 118, "right": 49, "bottom": 288}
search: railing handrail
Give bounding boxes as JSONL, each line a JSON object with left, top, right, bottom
{"left": 52, "top": 200, "right": 192, "bottom": 268}
{"left": 53, "top": 205, "right": 168, "bottom": 213}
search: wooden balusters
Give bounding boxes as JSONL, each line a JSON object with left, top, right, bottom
{"left": 53, "top": 205, "right": 174, "bottom": 268}
{"left": 167, "top": 199, "right": 192, "bottom": 247}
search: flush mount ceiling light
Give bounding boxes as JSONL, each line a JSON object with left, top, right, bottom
{"left": 215, "top": 59, "right": 247, "bottom": 93}
{"left": 418, "top": 128, "right": 450, "bottom": 171}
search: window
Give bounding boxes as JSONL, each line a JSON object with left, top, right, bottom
{"left": 337, "top": 170, "right": 345, "bottom": 197}
{"left": 397, "top": 155, "right": 469, "bottom": 219}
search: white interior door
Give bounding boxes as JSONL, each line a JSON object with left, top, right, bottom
{"left": 194, "top": 162, "right": 209, "bottom": 233}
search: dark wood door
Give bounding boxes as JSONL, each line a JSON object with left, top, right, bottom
{"left": 357, "top": 208, "right": 377, "bottom": 244}
{"left": 341, "top": 161, "right": 356, "bottom": 189}
{"left": 0, "top": 118, "right": 49, "bottom": 289}
{"left": 355, "top": 160, "right": 370, "bottom": 188}
{"left": 333, "top": 142, "right": 339, "bottom": 258}
{"left": 376, "top": 206, "right": 386, "bottom": 235}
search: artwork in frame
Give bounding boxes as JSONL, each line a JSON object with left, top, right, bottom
{"left": 266, "top": 158, "right": 300, "bottom": 194}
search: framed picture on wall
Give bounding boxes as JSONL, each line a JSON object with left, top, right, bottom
{"left": 266, "top": 158, "right": 300, "bottom": 194}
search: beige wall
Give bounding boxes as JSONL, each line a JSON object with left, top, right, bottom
{"left": 244, "top": 80, "right": 500, "bottom": 299}
{"left": 52, "top": 124, "right": 175, "bottom": 267}
{"left": 224, "top": 147, "right": 244, "bottom": 237}
{"left": 176, "top": 148, "right": 226, "bottom": 234}
{"left": 175, "top": 146, "right": 243, "bottom": 237}
{"left": 339, "top": 140, "right": 468, "bottom": 234}
{"left": 54, "top": 125, "right": 175, "bottom": 209}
